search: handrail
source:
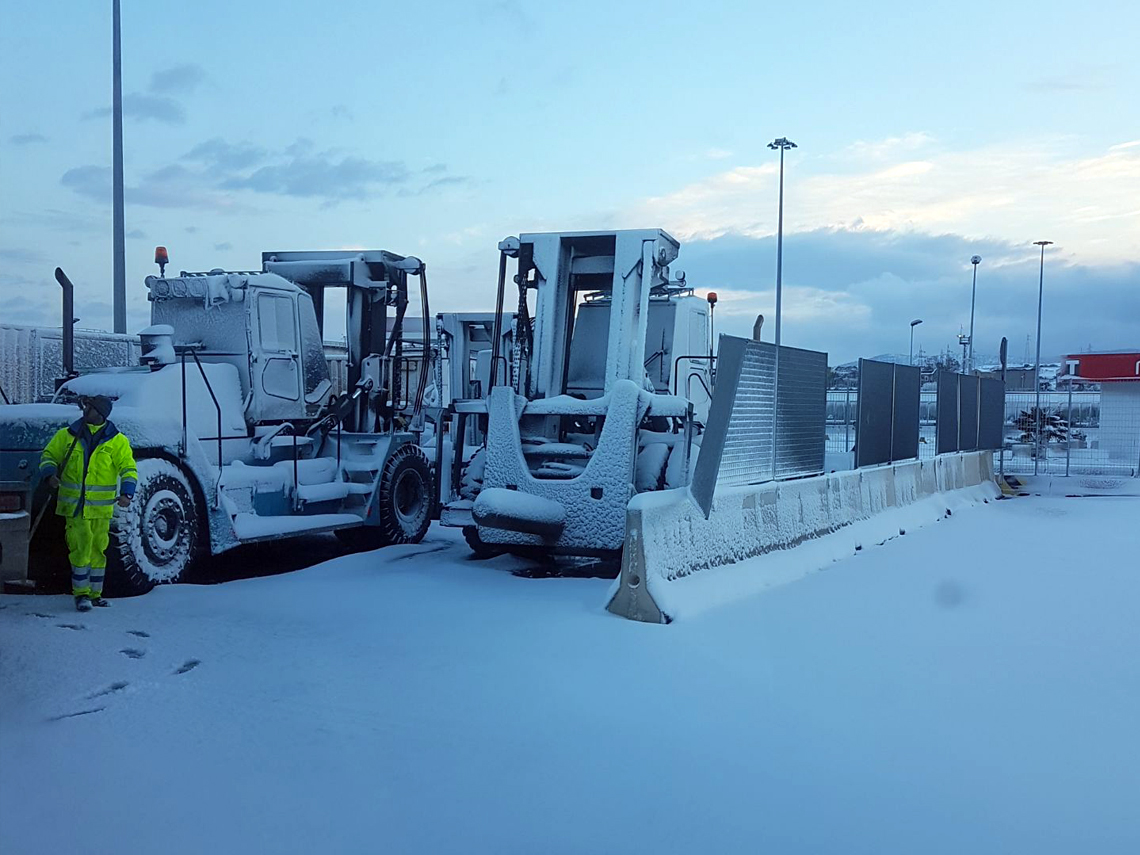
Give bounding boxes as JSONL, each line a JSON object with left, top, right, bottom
{"left": 686, "top": 371, "right": 713, "bottom": 401}
{"left": 178, "top": 348, "right": 225, "bottom": 508}
{"left": 671, "top": 354, "right": 716, "bottom": 395}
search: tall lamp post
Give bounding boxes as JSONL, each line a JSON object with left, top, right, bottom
{"left": 767, "top": 137, "right": 797, "bottom": 348}
{"left": 1032, "top": 240, "right": 1053, "bottom": 475}
{"left": 909, "top": 319, "right": 923, "bottom": 366}
{"left": 767, "top": 137, "right": 796, "bottom": 480}
{"left": 967, "top": 255, "right": 981, "bottom": 373}
{"left": 112, "top": 0, "right": 126, "bottom": 334}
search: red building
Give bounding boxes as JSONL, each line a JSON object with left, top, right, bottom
{"left": 1065, "top": 351, "right": 1140, "bottom": 474}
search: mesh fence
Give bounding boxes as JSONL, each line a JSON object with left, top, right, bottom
{"left": 828, "top": 387, "right": 1140, "bottom": 476}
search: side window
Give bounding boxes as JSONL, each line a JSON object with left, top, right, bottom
{"left": 258, "top": 293, "right": 297, "bottom": 352}
{"left": 298, "top": 294, "right": 331, "bottom": 403}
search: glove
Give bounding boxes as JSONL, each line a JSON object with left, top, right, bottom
{"left": 48, "top": 475, "right": 61, "bottom": 489}
{"left": 118, "top": 495, "right": 132, "bottom": 508}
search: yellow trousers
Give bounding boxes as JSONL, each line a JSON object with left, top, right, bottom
{"left": 65, "top": 517, "right": 111, "bottom": 597}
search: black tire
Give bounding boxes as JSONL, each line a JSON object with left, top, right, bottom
{"left": 462, "top": 525, "right": 505, "bottom": 559}
{"left": 337, "top": 443, "right": 433, "bottom": 551}
{"left": 106, "top": 458, "right": 200, "bottom": 597}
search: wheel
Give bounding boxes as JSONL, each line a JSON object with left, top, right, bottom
{"left": 337, "top": 443, "right": 433, "bottom": 552}
{"left": 106, "top": 458, "right": 200, "bottom": 596}
{"left": 376, "top": 443, "right": 433, "bottom": 544}
{"left": 462, "top": 525, "right": 504, "bottom": 559}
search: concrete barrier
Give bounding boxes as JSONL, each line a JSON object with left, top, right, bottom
{"left": 607, "top": 451, "right": 998, "bottom": 623}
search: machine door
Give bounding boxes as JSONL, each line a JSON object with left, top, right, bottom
{"left": 255, "top": 291, "right": 301, "bottom": 401}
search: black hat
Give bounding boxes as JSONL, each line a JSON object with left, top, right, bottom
{"left": 86, "top": 395, "right": 114, "bottom": 420}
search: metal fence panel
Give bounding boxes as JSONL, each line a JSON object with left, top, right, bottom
{"left": 775, "top": 346, "right": 827, "bottom": 479}
{"left": 692, "top": 336, "right": 827, "bottom": 516}
{"left": 855, "top": 359, "right": 894, "bottom": 467}
{"left": 978, "top": 378, "right": 1005, "bottom": 450}
{"left": 959, "top": 375, "right": 979, "bottom": 451}
{"left": 892, "top": 364, "right": 921, "bottom": 461}
{"left": 936, "top": 371, "right": 959, "bottom": 454}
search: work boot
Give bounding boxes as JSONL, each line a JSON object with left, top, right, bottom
{"left": 75, "top": 596, "right": 92, "bottom": 612}
{"left": 89, "top": 597, "right": 112, "bottom": 608}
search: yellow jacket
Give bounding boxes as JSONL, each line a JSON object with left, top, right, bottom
{"left": 40, "top": 420, "right": 138, "bottom": 519}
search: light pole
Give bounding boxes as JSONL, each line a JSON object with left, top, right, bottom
{"left": 909, "top": 319, "right": 923, "bottom": 366}
{"left": 767, "top": 137, "right": 795, "bottom": 480}
{"left": 767, "top": 137, "right": 797, "bottom": 348}
{"left": 112, "top": 0, "right": 126, "bottom": 334}
{"left": 967, "top": 255, "right": 981, "bottom": 373}
{"left": 1032, "top": 240, "right": 1053, "bottom": 475}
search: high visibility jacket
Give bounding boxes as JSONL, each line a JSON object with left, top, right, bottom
{"left": 40, "top": 420, "right": 138, "bottom": 519}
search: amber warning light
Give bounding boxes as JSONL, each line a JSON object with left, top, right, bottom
{"left": 706, "top": 291, "right": 718, "bottom": 305}
{"left": 154, "top": 246, "right": 169, "bottom": 277}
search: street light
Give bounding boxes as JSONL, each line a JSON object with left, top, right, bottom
{"left": 967, "top": 255, "right": 981, "bottom": 373}
{"left": 767, "top": 137, "right": 797, "bottom": 348}
{"left": 767, "top": 136, "right": 796, "bottom": 480}
{"left": 909, "top": 319, "right": 923, "bottom": 366}
{"left": 1032, "top": 240, "right": 1053, "bottom": 475}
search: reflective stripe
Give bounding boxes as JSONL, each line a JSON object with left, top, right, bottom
{"left": 86, "top": 497, "right": 117, "bottom": 506}
{"left": 61, "top": 481, "right": 82, "bottom": 490}
{"left": 87, "top": 484, "right": 119, "bottom": 491}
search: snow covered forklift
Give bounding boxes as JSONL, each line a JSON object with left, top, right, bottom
{"left": 439, "top": 229, "right": 712, "bottom": 563}
{"left": 0, "top": 249, "right": 435, "bottom": 595}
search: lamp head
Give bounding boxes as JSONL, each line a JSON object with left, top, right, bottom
{"left": 910, "top": 319, "right": 923, "bottom": 327}
{"left": 971, "top": 255, "right": 982, "bottom": 265}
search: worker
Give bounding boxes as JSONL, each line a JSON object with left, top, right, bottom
{"left": 39, "top": 395, "right": 137, "bottom": 611}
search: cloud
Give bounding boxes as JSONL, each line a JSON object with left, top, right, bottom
{"left": 182, "top": 138, "right": 268, "bottom": 172}
{"left": 149, "top": 64, "right": 206, "bottom": 95}
{"left": 220, "top": 153, "right": 410, "bottom": 200}
{"left": 705, "top": 148, "right": 733, "bottom": 160}
{"left": 8, "top": 133, "right": 47, "bottom": 145}
{"left": 126, "top": 229, "right": 146, "bottom": 239}
{"left": 214, "top": 242, "right": 233, "bottom": 251}
{"left": 630, "top": 135, "right": 1140, "bottom": 264}
{"left": 671, "top": 230, "right": 1140, "bottom": 364}
{"left": 62, "top": 137, "right": 466, "bottom": 209}
{"left": 60, "top": 165, "right": 111, "bottom": 200}
{"left": 84, "top": 93, "right": 186, "bottom": 124}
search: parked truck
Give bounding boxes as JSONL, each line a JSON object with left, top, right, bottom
{"left": 1, "top": 250, "right": 438, "bottom": 595}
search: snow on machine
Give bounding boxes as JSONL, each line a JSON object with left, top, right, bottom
{"left": 0, "top": 249, "right": 438, "bottom": 595}
{"left": 439, "top": 229, "right": 714, "bottom": 565}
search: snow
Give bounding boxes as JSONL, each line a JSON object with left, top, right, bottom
{"left": 480, "top": 381, "right": 646, "bottom": 550}
{"left": 473, "top": 487, "right": 566, "bottom": 533}
{"left": 2, "top": 496, "right": 1139, "bottom": 854}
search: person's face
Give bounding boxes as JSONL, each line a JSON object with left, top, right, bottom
{"left": 81, "top": 401, "right": 105, "bottom": 426}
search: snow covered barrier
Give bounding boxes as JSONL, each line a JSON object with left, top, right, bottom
{"left": 607, "top": 451, "right": 998, "bottom": 623}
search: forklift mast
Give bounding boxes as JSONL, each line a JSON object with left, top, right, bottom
{"left": 261, "top": 250, "right": 429, "bottom": 432}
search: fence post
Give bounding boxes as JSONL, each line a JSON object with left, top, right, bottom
{"left": 1066, "top": 383, "right": 1073, "bottom": 477}
{"left": 845, "top": 388, "right": 851, "bottom": 452}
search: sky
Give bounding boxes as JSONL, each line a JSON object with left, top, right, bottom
{"left": 1, "top": 0, "right": 1137, "bottom": 365}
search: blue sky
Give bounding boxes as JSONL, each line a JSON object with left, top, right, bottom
{"left": 2, "top": 0, "right": 1137, "bottom": 363}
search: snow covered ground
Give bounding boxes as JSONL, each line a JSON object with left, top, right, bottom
{"left": 2, "top": 494, "right": 1138, "bottom": 854}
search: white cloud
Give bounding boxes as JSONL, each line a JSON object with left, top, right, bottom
{"left": 629, "top": 136, "right": 1140, "bottom": 263}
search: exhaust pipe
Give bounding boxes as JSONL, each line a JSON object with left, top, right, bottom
{"left": 54, "top": 267, "right": 76, "bottom": 382}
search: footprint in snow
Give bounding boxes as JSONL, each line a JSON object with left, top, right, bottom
{"left": 87, "top": 681, "right": 129, "bottom": 700}
{"left": 174, "top": 659, "right": 200, "bottom": 675}
{"left": 49, "top": 707, "right": 105, "bottom": 722}
{"left": 120, "top": 648, "right": 146, "bottom": 660}
{"left": 56, "top": 623, "right": 86, "bottom": 631}
{"left": 32, "top": 612, "right": 54, "bottom": 619}
{"left": 126, "top": 630, "right": 151, "bottom": 638}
